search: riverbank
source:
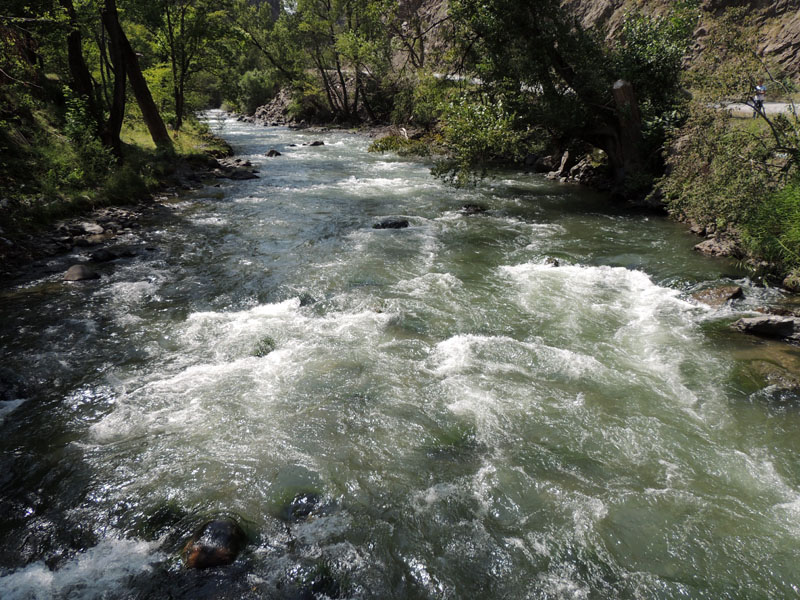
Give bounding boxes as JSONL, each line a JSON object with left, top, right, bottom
{"left": 0, "top": 127, "right": 238, "bottom": 282}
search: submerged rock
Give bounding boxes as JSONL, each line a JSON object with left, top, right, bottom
{"left": 64, "top": 264, "right": 99, "bottom": 281}
{"left": 373, "top": 218, "right": 409, "bottom": 230}
{"left": 459, "top": 204, "right": 487, "bottom": 215}
{"left": 265, "top": 149, "right": 282, "bottom": 157}
{"left": 692, "top": 285, "right": 743, "bottom": 307}
{"left": 308, "top": 140, "right": 325, "bottom": 147}
{"left": 183, "top": 518, "right": 247, "bottom": 569}
{"left": 734, "top": 315, "right": 800, "bottom": 342}
{"left": 283, "top": 492, "right": 321, "bottom": 522}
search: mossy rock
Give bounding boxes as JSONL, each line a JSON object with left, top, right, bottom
{"left": 253, "top": 336, "right": 277, "bottom": 357}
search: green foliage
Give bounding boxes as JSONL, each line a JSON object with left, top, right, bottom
{"left": 741, "top": 181, "right": 800, "bottom": 270}
{"left": 432, "top": 94, "right": 527, "bottom": 186}
{"left": 390, "top": 72, "right": 452, "bottom": 128}
{"left": 237, "top": 70, "right": 278, "bottom": 114}
{"left": 659, "top": 105, "right": 779, "bottom": 228}
{"left": 368, "top": 134, "right": 432, "bottom": 157}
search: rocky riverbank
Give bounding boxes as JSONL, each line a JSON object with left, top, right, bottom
{"left": 0, "top": 150, "right": 266, "bottom": 283}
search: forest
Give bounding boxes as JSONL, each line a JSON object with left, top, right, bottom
{"left": 2, "top": 0, "right": 800, "bottom": 285}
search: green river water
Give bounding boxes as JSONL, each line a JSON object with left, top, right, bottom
{"left": 1, "top": 110, "right": 799, "bottom": 599}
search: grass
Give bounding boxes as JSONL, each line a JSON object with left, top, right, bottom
{"left": 1, "top": 112, "right": 230, "bottom": 231}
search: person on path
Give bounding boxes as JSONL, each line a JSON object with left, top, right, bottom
{"left": 753, "top": 79, "right": 766, "bottom": 118}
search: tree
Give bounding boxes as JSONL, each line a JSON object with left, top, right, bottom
{"left": 446, "top": 0, "right": 697, "bottom": 192}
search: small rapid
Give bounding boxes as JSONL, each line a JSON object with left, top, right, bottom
{"left": 1, "top": 110, "right": 799, "bottom": 598}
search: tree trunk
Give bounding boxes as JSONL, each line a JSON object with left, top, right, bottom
{"left": 60, "top": 0, "right": 102, "bottom": 134}
{"left": 104, "top": 0, "right": 173, "bottom": 151}
{"left": 100, "top": 3, "right": 126, "bottom": 158}
{"left": 610, "top": 79, "right": 644, "bottom": 183}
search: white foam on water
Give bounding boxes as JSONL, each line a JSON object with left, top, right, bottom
{"left": 393, "top": 272, "right": 463, "bottom": 298}
{"left": 190, "top": 216, "right": 228, "bottom": 226}
{"left": 0, "top": 537, "right": 163, "bottom": 600}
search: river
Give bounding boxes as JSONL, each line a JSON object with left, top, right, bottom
{"left": 1, "top": 110, "right": 799, "bottom": 599}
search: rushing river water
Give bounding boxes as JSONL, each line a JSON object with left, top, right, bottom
{"left": 1, "top": 110, "right": 800, "bottom": 599}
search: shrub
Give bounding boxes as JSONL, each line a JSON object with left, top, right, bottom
{"left": 237, "top": 70, "right": 279, "bottom": 115}
{"left": 742, "top": 181, "right": 800, "bottom": 270}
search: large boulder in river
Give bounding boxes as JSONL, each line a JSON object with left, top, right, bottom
{"left": 373, "top": 218, "right": 409, "bottom": 230}
{"left": 308, "top": 140, "right": 325, "bottom": 146}
{"left": 183, "top": 518, "right": 247, "bottom": 569}
{"left": 734, "top": 315, "right": 800, "bottom": 343}
{"left": 692, "top": 285, "right": 743, "bottom": 307}
{"left": 64, "top": 264, "right": 99, "bottom": 281}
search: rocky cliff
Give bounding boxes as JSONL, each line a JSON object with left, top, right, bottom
{"left": 563, "top": 0, "right": 800, "bottom": 76}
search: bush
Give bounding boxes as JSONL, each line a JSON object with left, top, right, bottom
{"left": 432, "top": 94, "right": 527, "bottom": 186}
{"left": 368, "top": 134, "right": 432, "bottom": 157}
{"left": 237, "top": 70, "right": 279, "bottom": 115}
{"left": 742, "top": 181, "right": 800, "bottom": 269}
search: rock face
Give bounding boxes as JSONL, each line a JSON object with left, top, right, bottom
{"left": 373, "top": 218, "right": 410, "bottom": 229}
{"left": 64, "top": 264, "right": 99, "bottom": 281}
{"left": 183, "top": 518, "right": 247, "bottom": 569}
{"left": 734, "top": 315, "right": 800, "bottom": 342}
{"left": 692, "top": 285, "right": 744, "bottom": 306}
{"left": 563, "top": 0, "right": 800, "bottom": 76}
{"left": 694, "top": 237, "right": 739, "bottom": 257}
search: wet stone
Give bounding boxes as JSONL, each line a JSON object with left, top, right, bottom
{"left": 692, "top": 285, "right": 744, "bottom": 307}
{"left": 183, "top": 518, "right": 247, "bottom": 569}
{"left": 64, "top": 264, "right": 99, "bottom": 281}
{"left": 459, "top": 204, "right": 487, "bottom": 215}
{"left": 373, "top": 218, "right": 409, "bottom": 230}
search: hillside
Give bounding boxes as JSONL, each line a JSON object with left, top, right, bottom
{"left": 564, "top": 0, "right": 800, "bottom": 76}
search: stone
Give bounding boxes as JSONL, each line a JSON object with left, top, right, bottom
{"left": 694, "top": 237, "right": 739, "bottom": 257}
{"left": 265, "top": 149, "right": 282, "bottom": 157}
{"left": 459, "top": 204, "right": 487, "bottom": 215}
{"left": 782, "top": 271, "right": 800, "bottom": 293}
{"left": 692, "top": 285, "right": 744, "bottom": 307}
{"left": 533, "top": 155, "right": 558, "bottom": 173}
{"left": 308, "top": 140, "right": 324, "bottom": 146}
{"left": 81, "top": 222, "right": 104, "bottom": 235}
{"left": 544, "top": 257, "right": 560, "bottom": 267}
{"left": 734, "top": 315, "right": 800, "bottom": 342}
{"left": 89, "top": 249, "right": 117, "bottom": 263}
{"left": 183, "top": 518, "right": 247, "bottom": 569}
{"left": 283, "top": 492, "right": 321, "bottom": 522}
{"left": 64, "top": 264, "right": 99, "bottom": 281}
{"left": 373, "top": 218, "right": 409, "bottom": 230}
{"left": 228, "top": 169, "right": 259, "bottom": 180}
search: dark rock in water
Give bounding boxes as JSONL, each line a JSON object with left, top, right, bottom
{"left": 692, "top": 285, "right": 743, "bottom": 307}
{"left": 544, "top": 257, "right": 560, "bottom": 267}
{"left": 308, "top": 140, "right": 324, "bottom": 146}
{"left": 183, "top": 518, "right": 247, "bottom": 569}
{"left": 283, "top": 492, "right": 321, "bottom": 522}
{"left": 229, "top": 169, "right": 259, "bottom": 180}
{"left": 734, "top": 316, "right": 800, "bottom": 342}
{"left": 295, "top": 564, "right": 341, "bottom": 599}
{"left": 288, "top": 144, "right": 298, "bottom": 147}
{"left": 89, "top": 248, "right": 117, "bottom": 263}
{"left": 373, "top": 218, "right": 409, "bottom": 230}
{"left": 64, "top": 264, "right": 99, "bottom": 281}
{"left": 266, "top": 149, "right": 282, "bottom": 157}
{"left": 459, "top": 204, "right": 487, "bottom": 215}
